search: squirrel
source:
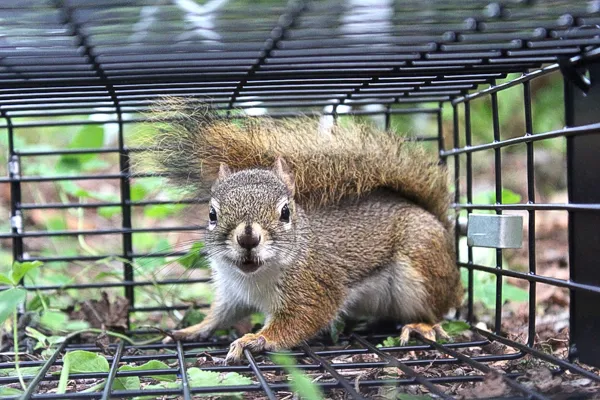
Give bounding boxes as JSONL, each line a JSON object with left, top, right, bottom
{"left": 138, "top": 97, "right": 464, "bottom": 364}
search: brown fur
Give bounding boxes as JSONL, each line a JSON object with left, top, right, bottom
{"left": 137, "top": 97, "right": 451, "bottom": 229}
{"left": 140, "top": 98, "right": 464, "bottom": 362}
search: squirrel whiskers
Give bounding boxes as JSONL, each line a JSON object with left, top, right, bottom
{"left": 138, "top": 97, "right": 451, "bottom": 228}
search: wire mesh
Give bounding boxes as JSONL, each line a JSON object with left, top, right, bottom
{"left": 1, "top": 0, "right": 600, "bottom": 399}
{"left": 1, "top": 326, "right": 598, "bottom": 399}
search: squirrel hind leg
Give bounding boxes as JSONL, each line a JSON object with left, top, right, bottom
{"left": 398, "top": 322, "right": 450, "bottom": 346}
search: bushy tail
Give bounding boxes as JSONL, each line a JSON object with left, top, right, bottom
{"left": 135, "top": 97, "right": 451, "bottom": 228}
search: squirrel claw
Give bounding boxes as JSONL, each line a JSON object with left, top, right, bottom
{"left": 225, "top": 333, "right": 274, "bottom": 365}
{"left": 399, "top": 322, "right": 450, "bottom": 346}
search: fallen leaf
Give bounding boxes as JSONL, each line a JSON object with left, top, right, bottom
{"left": 459, "top": 372, "right": 508, "bottom": 398}
{"left": 69, "top": 291, "right": 129, "bottom": 333}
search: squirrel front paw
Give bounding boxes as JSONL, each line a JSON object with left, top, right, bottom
{"left": 225, "top": 333, "right": 277, "bottom": 364}
{"left": 161, "top": 327, "right": 212, "bottom": 344}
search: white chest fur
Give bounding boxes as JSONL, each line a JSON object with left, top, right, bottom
{"left": 210, "top": 259, "right": 282, "bottom": 314}
{"left": 342, "top": 258, "right": 429, "bottom": 322}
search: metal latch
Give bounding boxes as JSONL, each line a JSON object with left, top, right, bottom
{"left": 467, "top": 214, "right": 523, "bottom": 249}
{"left": 8, "top": 156, "right": 20, "bottom": 177}
{"left": 10, "top": 212, "right": 23, "bottom": 234}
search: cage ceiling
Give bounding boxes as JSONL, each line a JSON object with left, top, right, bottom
{"left": 1, "top": 0, "right": 600, "bottom": 115}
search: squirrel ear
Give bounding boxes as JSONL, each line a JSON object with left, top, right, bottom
{"left": 212, "top": 163, "right": 232, "bottom": 191}
{"left": 218, "top": 163, "right": 232, "bottom": 180}
{"left": 273, "top": 156, "right": 295, "bottom": 195}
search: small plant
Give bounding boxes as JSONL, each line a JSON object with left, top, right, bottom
{"left": 0, "top": 261, "right": 165, "bottom": 396}
{"left": 55, "top": 350, "right": 179, "bottom": 394}
{"left": 0, "top": 261, "right": 45, "bottom": 393}
{"left": 271, "top": 353, "right": 324, "bottom": 400}
{"left": 53, "top": 349, "right": 252, "bottom": 397}
{"left": 0, "top": 261, "right": 43, "bottom": 325}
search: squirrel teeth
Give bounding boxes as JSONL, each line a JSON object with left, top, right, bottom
{"left": 237, "top": 257, "right": 261, "bottom": 273}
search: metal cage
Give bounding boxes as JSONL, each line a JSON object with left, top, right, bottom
{"left": 1, "top": 1, "right": 599, "bottom": 399}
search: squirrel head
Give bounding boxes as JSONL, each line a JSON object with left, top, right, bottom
{"left": 204, "top": 157, "right": 303, "bottom": 275}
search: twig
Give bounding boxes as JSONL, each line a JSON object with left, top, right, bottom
{"left": 61, "top": 328, "right": 164, "bottom": 346}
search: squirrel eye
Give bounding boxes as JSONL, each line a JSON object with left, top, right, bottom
{"left": 280, "top": 203, "right": 290, "bottom": 223}
{"left": 209, "top": 206, "right": 218, "bottom": 225}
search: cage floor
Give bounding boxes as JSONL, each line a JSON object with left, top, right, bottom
{"left": 2, "top": 324, "right": 599, "bottom": 400}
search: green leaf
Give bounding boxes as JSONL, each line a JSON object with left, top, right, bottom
{"left": 178, "top": 242, "right": 208, "bottom": 269}
{"left": 441, "top": 321, "right": 470, "bottom": 337}
{"left": 0, "top": 366, "right": 41, "bottom": 377}
{"left": 179, "top": 309, "right": 205, "bottom": 328}
{"left": 58, "top": 181, "right": 90, "bottom": 198}
{"left": 113, "top": 359, "right": 178, "bottom": 392}
{"left": 98, "top": 206, "right": 121, "bottom": 219}
{"left": 0, "top": 287, "right": 26, "bottom": 324}
{"left": 144, "top": 204, "right": 185, "bottom": 219}
{"left": 133, "top": 233, "right": 161, "bottom": 253}
{"left": 65, "top": 320, "right": 90, "bottom": 331}
{"left": 186, "top": 368, "right": 252, "bottom": 398}
{"left": 64, "top": 350, "right": 109, "bottom": 374}
{"left": 93, "top": 271, "right": 122, "bottom": 281}
{"left": 143, "top": 382, "right": 180, "bottom": 390}
{"left": 43, "top": 273, "right": 71, "bottom": 286}
{"left": 79, "top": 158, "right": 110, "bottom": 172}
{"left": 397, "top": 394, "right": 433, "bottom": 400}
{"left": 47, "top": 336, "right": 66, "bottom": 346}
{"left": 472, "top": 188, "right": 522, "bottom": 206}
{"left": 186, "top": 369, "right": 221, "bottom": 386}
{"left": 179, "top": 283, "right": 214, "bottom": 303}
{"left": 112, "top": 373, "right": 140, "bottom": 392}
{"left": 25, "top": 327, "right": 48, "bottom": 347}
{"left": 460, "top": 269, "right": 529, "bottom": 309}
{"left": 45, "top": 216, "right": 67, "bottom": 232}
{"left": 130, "top": 182, "right": 148, "bottom": 202}
{"left": 502, "top": 282, "right": 529, "bottom": 304}
{"left": 271, "top": 354, "right": 324, "bottom": 400}
{"left": 7, "top": 366, "right": 42, "bottom": 377}
{"left": 58, "top": 181, "right": 119, "bottom": 202}
{"left": 501, "top": 188, "right": 521, "bottom": 204}
{"left": 250, "top": 312, "right": 265, "bottom": 326}
{"left": 378, "top": 336, "right": 401, "bottom": 348}
{"left": 130, "top": 177, "right": 167, "bottom": 201}
{"left": 57, "top": 125, "right": 104, "bottom": 171}
{"left": 220, "top": 372, "right": 253, "bottom": 386}
{"left": 118, "top": 360, "right": 176, "bottom": 382}
{"left": 39, "top": 310, "right": 68, "bottom": 332}
{"left": 0, "top": 387, "right": 23, "bottom": 396}
{"left": 39, "top": 310, "right": 88, "bottom": 332}
{"left": 136, "top": 382, "right": 180, "bottom": 399}
{"left": 27, "top": 293, "right": 50, "bottom": 311}
{"left": 0, "top": 273, "right": 13, "bottom": 286}
{"left": 11, "top": 261, "right": 43, "bottom": 285}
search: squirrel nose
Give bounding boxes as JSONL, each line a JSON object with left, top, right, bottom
{"left": 237, "top": 232, "right": 261, "bottom": 250}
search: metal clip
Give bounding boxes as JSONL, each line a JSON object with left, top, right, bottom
{"left": 10, "top": 211, "right": 23, "bottom": 233}
{"left": 467, "top": 214, "right": 523, "bottom": 249}
{"left": 10, "top": 212, "right": 23, "bottom": 234}
{"left": 8, "top": 155, "right": 20, "bottom": 178}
